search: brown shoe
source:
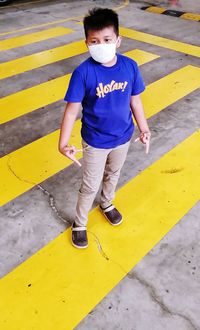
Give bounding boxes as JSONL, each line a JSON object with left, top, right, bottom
{"left": 100, "top": 205, "right": 123, "bottom": 226}
{"left": 71, "top": 222, "right": 88, "bottom": 249}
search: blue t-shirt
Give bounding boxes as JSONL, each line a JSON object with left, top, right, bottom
{"left": 64, "top": 53, "right": 145, "bottom": 148}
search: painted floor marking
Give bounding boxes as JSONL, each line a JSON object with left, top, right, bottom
{"left": 0, "top": 27, "right": 73, "bottom": 51}
{"left": 0, "top": 16, "right": 83, "bottom": 37}
{"left": 141, "top": 5, "right": 200, "bottom": 21}
{"left": 120, "top": 27, "right": 200, "bottom": 58}
{"left": 181, "top": 12, "right": 200, "bottom": 21}
{"left": 0, "top": 130, "right": 199, "bottom": 330}
{"left": 0, "top": 65, "right": 200, "bottom": 206}
{"left": 144, "top": 6, "right": 166, "bottom": 14}
{"left": 0, "top": 49, "right": 159, "bottom": 124}
{"left": 0, "top": 40, "right": 87, "bottom": 80}
{"left": 0, "top": 74, "right": 71, "bottom": 125}
{"left": 0, "top": 47, "right": 158, "bottom": 80}
{"left": 123, "top": 49, "right": 159, "bottom": 65}
{"left": 0, "top": 0, "right": 127, "bottom": 36}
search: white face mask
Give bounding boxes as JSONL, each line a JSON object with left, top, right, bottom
{"left": 88, "top": 40, "right": 118, "bottom": 64}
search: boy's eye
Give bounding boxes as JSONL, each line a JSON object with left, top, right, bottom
{"left": 105, "top": 39, "right": 112, "bottom": 43}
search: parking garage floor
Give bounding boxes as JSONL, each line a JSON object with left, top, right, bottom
{"left": 0, "top": 0, "right": 200, "bottom": 329}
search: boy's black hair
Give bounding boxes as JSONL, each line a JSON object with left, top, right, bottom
{"left": 83, "top": 8, "right": 119, "bottom": 38}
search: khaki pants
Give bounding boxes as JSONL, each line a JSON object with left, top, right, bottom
{"left": 75, "top": 139, "right": 130, "bottom": 227}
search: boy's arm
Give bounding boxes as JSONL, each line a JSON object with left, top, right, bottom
{"left": 130, "top": 94, "right": 151, "bottom": 151}
{"left": 59, "top": 102, "right": 81, "bottom": 165}
{"left": 130, "top": 94, "right": 149, "bottom": 133}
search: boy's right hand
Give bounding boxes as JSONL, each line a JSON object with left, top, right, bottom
{"left": 59, "top": 145, "right": 82, "bottom": 167}
{"left": 135, "top": 131, "right": 151, "bottom": 154}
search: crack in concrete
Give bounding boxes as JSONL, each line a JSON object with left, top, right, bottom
{"left": 36, "top": 184, "right": 71, "bottom": 225}
{"left": 6, "top": 162, "right": 198, "bottom": 328}
{"left": 7, "top": 156, "right": 71, "bottom": 226}
{"left": 97, "top": 256, "right": 199, "bottom": 330}
{"left": 7, "top": 157, "right": 111, "bottom": 260}
{"left": 129, "top": 271, "right": 199, "bottom": 330}
{"left": 88, "top": 230, "right": 109, "bottom": 261}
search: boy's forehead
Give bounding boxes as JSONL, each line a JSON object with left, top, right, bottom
{"left": 87, "top": 26, "right": 116, "bottom": 39}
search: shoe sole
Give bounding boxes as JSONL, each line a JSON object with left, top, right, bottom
{"left": 100, "top": 207, "right": 123, "bottom": 226}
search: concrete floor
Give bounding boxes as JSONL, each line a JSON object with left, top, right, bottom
{"left": 0, "top": 0, "right": 200, "bottom": 329}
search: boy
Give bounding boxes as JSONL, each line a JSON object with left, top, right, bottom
{"left": 59, "top": 8, "right": 151, "bottom": 249}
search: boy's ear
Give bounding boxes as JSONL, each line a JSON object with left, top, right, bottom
{"left": 85, "top": 40, "right": 89, "bottom": 48}
{"left": 116, "top": 36, "right": 122, "bottom": 48}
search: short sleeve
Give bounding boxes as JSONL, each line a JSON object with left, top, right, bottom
{"left": 131, "top": 63, "right": 145, "bottom": 96}
{"left": 64, "top": 69, "right": 85, "bottom": 102}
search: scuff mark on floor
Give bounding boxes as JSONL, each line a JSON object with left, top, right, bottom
{"left": 161, "top": 167, "right": 184, "bottom": 174}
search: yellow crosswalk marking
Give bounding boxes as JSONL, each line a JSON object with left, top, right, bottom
{"left": 0, "top": 120, "right": 82, "bottom": 207}
{"left": 123, "top": 49, "right": 159, "bottom": 65}
{"left": 0, "top": 65, "right": 200, "bottom": 207}
{"left": 0, "top": 130, "right": 199, "bottom": 330}
{"left": 0, "top": 27, "right": 73, "bottom": 51}
{"left": 0, "top": 40, "right": 88, "bottom": 79}
{"left": 0, "top": 49, "right": 158, "bottom": 124}
{"left": 0, "top": 74, "right": 71, "bottom": 125}
{"left": 120, "top": 27, "right": 200, "bottom": 58}
{"left": 0, "top": 46, "right": 158, "bottom": 80}
{"left": 0, "top": 16, "right": 83, "bottom": 37}
{"left": 141, "top": 65, "right": 200, "bottom": 118}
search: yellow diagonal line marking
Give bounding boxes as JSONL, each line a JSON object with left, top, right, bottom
{"left": 0, "top": 49, "right": 158, "bottom": 124}
{"left": 0, "top": 16, "right": 83, "bottom": 37}
{"left": 0, "top": 130, "right": 199, "bottom": 330}
{"left": 120, "top": 27, "right": 200, "bottom": 58}
{"left": 0, "top": 74, "right": 71, "bottom": 125}
{"left": 0, "top": 40, "right": 88, "bottom": 79}
{"left": 0, "top": 0, "right": 126, "bottom": 36}
{"left": 0, "top": 65, "right": 200, "bottom": 207}
{"left": 123, "top": 49, "right": 159, "bottom": 65}
{"left": 141, "top": 65, "right": 200, "bottom": 118}
{"left": 0, "top": 27, "right": 73, "bottom": 51}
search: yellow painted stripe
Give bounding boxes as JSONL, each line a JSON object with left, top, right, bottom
{"left": 0, "top": 47, "right": 158, "bottom": 80}
{"left": 144, "top": 7, "right": 200, "bottom": 21}
{"left": 0, "top": 74, "right": 71, "bottom": 124}
{"left": 0, "top": 120, "right": 82, "bottom": 206}
{"left": 146, "top": 6, "right": 166, "bottom": 14}
{"left": 0, "top": 0, "right": 126, "bottom": 37}
{"left": 181, "top": 12, "right": 200, "bottom": 21}
{"left": 0, "top": 16, "right": 83, "bottom": 37}
{"left": 0, "top": 65, "right": 200, "bottom": 206}
{"left": 0, "top": 74, "right": 71, "bottom": 125}
{"left": 0, "top": 40, "right": 87, "bottom": 79}
{"left": 141, "top": 65, "right": 200, "bottom": 118}
{"left": 124, "top": 49, "right": 159, "bottom": 65}
{"left": 120, "top": 27, "right": 200, "bottom": 58}
{"left": 0, "top": 130, "right": 199, "bottom": 330}
{"left": 0, "top": 49, "right": 158, "bottom": 124}
{"left": 0, "top": 27, "right": 73, "bottom": 51}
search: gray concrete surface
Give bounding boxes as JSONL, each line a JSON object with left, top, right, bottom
{"left": 0, "top": 0, "right": 200, "bottom": 329}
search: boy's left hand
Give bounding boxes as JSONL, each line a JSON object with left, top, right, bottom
{"left": 135, "top": 131, "right": 151, "bottom": 154}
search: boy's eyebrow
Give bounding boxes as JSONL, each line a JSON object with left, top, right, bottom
{"left": 89, "top": 35, "right": 113, "bottom": 39}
